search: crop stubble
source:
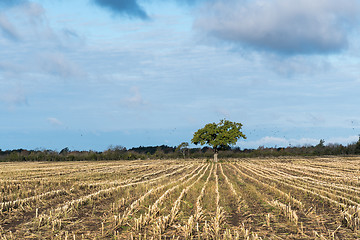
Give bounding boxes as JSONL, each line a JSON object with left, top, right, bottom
{"left": 1, "top": 157, "right": 360, "bottom": 239}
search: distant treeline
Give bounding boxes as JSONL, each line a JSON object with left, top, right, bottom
{"left": 0, "top": 138, "right": 360, "bottom": 162}
{"left": 1, "top": 138, "right": 360, "bottom": 162}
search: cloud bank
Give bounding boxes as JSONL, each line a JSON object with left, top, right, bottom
{"left": 195, "top": 0, "right": 360, "bottom": 55}
{"left": 241, "top": 135, "right": 359, "bottom": 149}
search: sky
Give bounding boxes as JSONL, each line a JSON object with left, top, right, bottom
{"left": 1, "top": 0, "right": 360, "bottom": 151}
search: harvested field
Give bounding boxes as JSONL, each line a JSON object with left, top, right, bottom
{"left": 1, "top": 157, "right": 360, "bottom": 239}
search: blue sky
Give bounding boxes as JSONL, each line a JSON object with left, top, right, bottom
{"left": 1, "top": 0, "right": 360, "bottom": 151}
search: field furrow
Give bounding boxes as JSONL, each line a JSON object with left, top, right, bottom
{"left": 1, "top": 158, "right": 360, "bottom": 239}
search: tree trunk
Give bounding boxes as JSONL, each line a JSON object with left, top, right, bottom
{"left": 213, "top": 149, "right": 218, "bottom": 162}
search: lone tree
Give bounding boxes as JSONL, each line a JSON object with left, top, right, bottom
{"left": 176, "top": 142, "right": 189, "bottom": 159}
{"left": 191, "top": 119, "right": 246, "bottom": 162}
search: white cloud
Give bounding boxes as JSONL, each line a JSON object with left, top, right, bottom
{"left": 266, "top": 55, "right": 331, "bottom": 76}
{"left": 0, "top": 1, "right": 83, "bottom": 48}
{"left": 122, "top": 86, "right": 148, "bottom": 108}
{"left": 40, "top": 53, "right": 84, "bottom": 78}
{"left": 47, "top": 117, "right": 64, "bottom": 127}
{"left": 241, "top": 136, "right": 302, "bottom": 148}
{"left": 0, "top": 85, "right": 28, "bottom": 109}
{"left": 215, "top": 108, "right": 230, "bottom": 118}
{"left": 195, "top": 0, "right": 360, "bottom": 55}
{"left": 239, "top": 135, "right": 359, "bottom": 149}
{"left": 327, "top": 135, "right": 359, "bottom": 145}
{"left": 21, "top": 1, "right": 44, "bottom": 19}
{"left": 0, "top": 2, "right": 48, "bottom": 41}
{"left": 0, "top": 14, "right": 20, "bottom": 41}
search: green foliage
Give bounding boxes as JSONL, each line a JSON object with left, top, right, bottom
{"left": 3, "top": 134, "right": 360, "bottom": 162}
{"left": 355, "top": 136, "right": 360, "bottom": 154}
{"left": 59, "top": 147, "right": 70, "bottom": 155}
{"left": 176, "top": 142, "right": 189, "bottom": 158}
{"left": 316, "top": 139, "right": 325, "bottom": 148}
{"left": 177, "top": 142, "right": 189, "bottom": 150}
{"left": 191, "top": 119, "right": 246, "bottom": 152}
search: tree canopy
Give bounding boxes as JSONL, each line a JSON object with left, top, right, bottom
{"left": 176, "top": 142, "right": 189, "bottom": 159}
{"left": 191, "top": 119, "right": 246, "bottom": 161}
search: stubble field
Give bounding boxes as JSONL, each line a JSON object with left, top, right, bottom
{"left": 1, "top": 157, "right": 360, "bottom": 239}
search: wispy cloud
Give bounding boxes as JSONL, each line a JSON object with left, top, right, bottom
{"left": 47, "top": 117, "right": 64, "bottom": 127}
{"left": 92, "top": 0, "right": 149, "bottom": 20}
{"left": 0, "top": 14, "right": 20, "bottom": 41}
{"left": 0, "top": 0, "right": 359, "bottom": 151}
{"left": 0, "top": 1, "right": 85, "bottom": 50}
{"left": 0, "top": 85, "right": 28, "bottom": 109}
{"left": 0, "top": 2, "right": 50, "bottom": 42}
{"left": 39, "top": 53, "right": 84, "bottom": 78}
{"left": 267, "top": 55, "right": 331, "bottom": 76}
{"left": 20, "top": 1, "right": 46, "bottom": 24}
{"left": 240, "top": 135, "right": 359, "bottom": 149}
{"left": 195, "top": 0, "right": 360, "bottom": 55}
{"left": 122, "top": 86, "right": 148, "bottom": 108}
{"left": 215, "top": 108, "right": 230, "bottom": 118}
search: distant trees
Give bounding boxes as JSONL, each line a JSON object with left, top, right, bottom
{"left": 317, "top": 139, "right": 325, "bottom": 148}
{"left": 176, "top": 142, "right": 189, "bottom": 159}
{"left": 355, "top": 136, "right": 360, "bottom": 154}
{"left": 108, "top": 145, "right": 127, "bottom": 152}
{"left": 59, "top": 147, "right": 70, "bottom": 155}
{"left": 191, "top": 119, "right": 246, "bottom": 162}
{"left": 3, "top": 136, "right": 360, "bottom": 162}
{"left": 314, "top": 139, "right": 325, "bottom": 155}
